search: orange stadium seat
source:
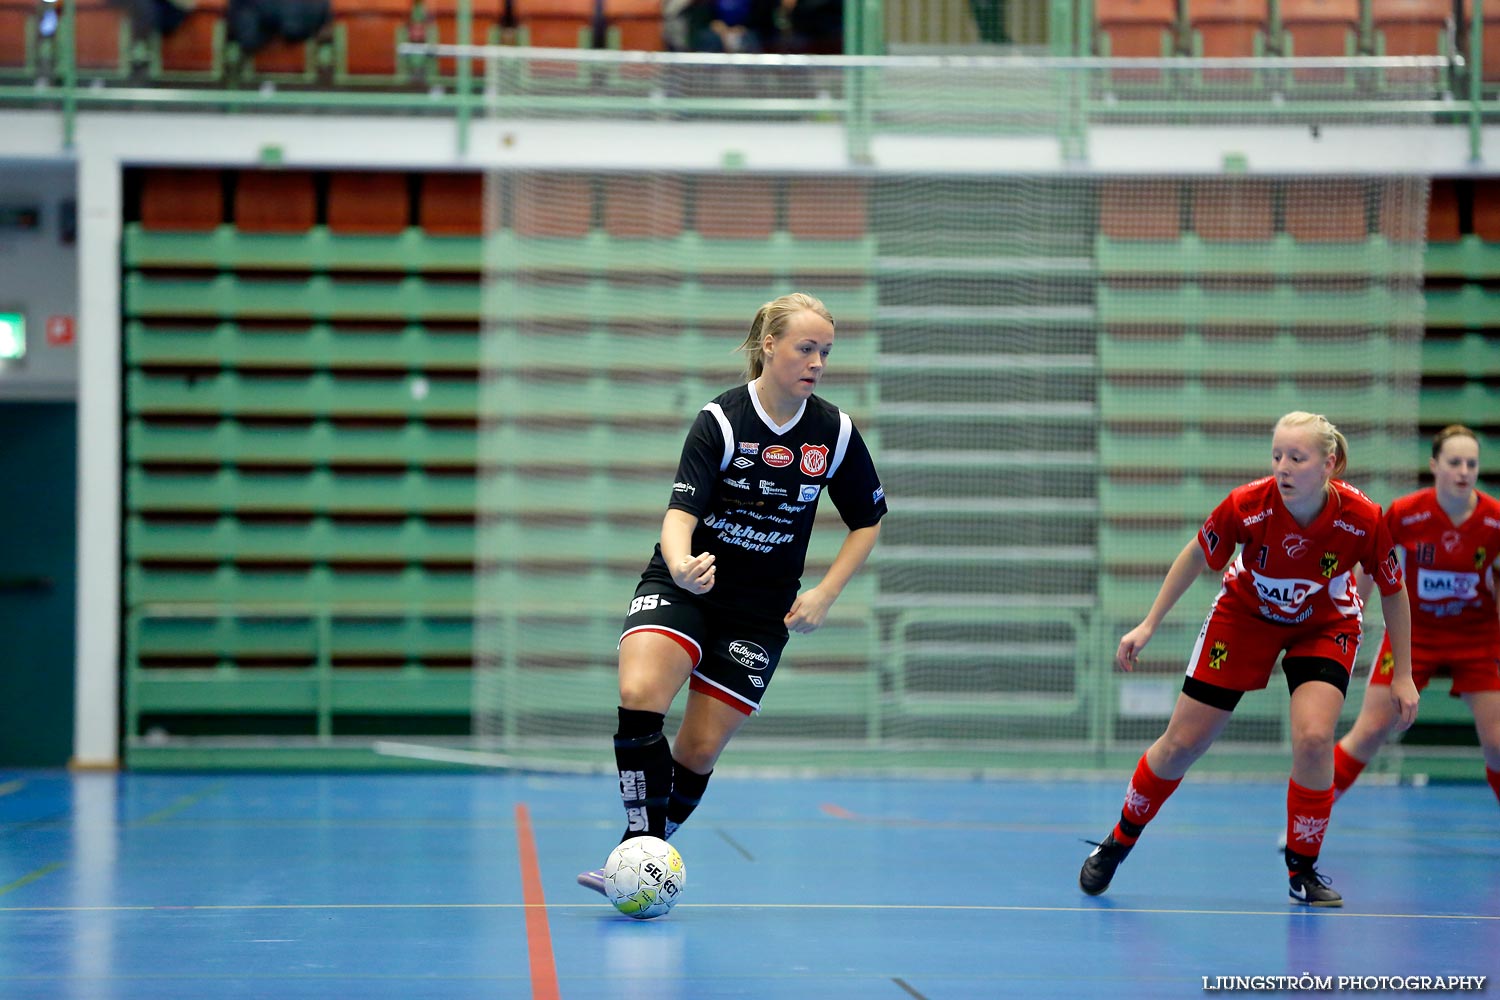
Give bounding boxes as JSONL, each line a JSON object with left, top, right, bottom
{"left": 332, "top": 0, "right": 412, "bottom": 77}
{"left": 141, "top": 169, "right": 224, "bottom": 232}
{"left": 425, "top": 0, "right": 505, "bottom": 76}
{"left": 1098, "top": 179, "right": 1181, "bottom": 241}
{"left": 156, "top": 0, "right": 226, "bottom": 75}
{"left": 1284, "top": 181, "right": 1368, "bottom": 242}
{"left": 1462, "top": 0, "right": 1500, "bottom": 81}
{"left": 72, "top": 0, "right": 133, "bottom": 74}
{"left": 1192, "top": 178, "right": 1274, "bottom": 242}
{"left": 695, "top": 178, "right": 777, "bottom": 239}
{"left": 603, "top": 0, "right": 665, "bottom": 50}
{"left": 1378, "top": 178, "right": 1453, "bottom": 242}
{"left": 1188, "top": 0, "right": 1267, "bottom": 83}
{"left": 1278, "top": 0, "right": 1359, "bottom": 82}
{"left": 0, "top": 1, "right": 34, "bottom": 72}
{"left": 787, "top": 178, "right": 868, "bottom": 240}
{"left": 420, "top": 172, "right": 486, "bottom": 236}
{"left": 327, "top": 172, "right": 411, "bottom": 235}
{"left": 1095, "top": 0, "right": 1179, "bottom": 57}
{"left": 1472, "top": 179, "right": 1500, "bottom": 242}
{"left": 247, "top": 36, "right": 316, "bottom": 78}
{"left": 234, "top": 171, "right": 318, "bottom": 233}
{"left": 602, "top": 177, "right": 687, "bottom": 238}
{"left": 1371, "top": 0, "right": 1451, "bottom": 57}
{"left": 513, "top": 175, "right": 594, "bottom": 237}
{"left": 513, "top": 0, "right": 599, "bottom": 47}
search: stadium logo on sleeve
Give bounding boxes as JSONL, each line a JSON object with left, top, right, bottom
{"left": 728, "top": 640, "right": 770, "bottom": 671}
{"left": 800, "top": 444, "right": 829, "bottom": 476}
{"left": 799, "top": 484, "right": 821, "bottom": 502}
{"left": 762, "top": 446, "right": 794, "bottom": 468}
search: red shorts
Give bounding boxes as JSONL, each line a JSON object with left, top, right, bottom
{"left": 1187, "top": 600, "right": 1364, "bottom": 692}
{"left": 1367, "top": 632, "right": 1500, "bottom": 696}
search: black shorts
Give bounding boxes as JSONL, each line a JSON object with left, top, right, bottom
{"left": 620, "top": 574, "right": 789, "bottom": 716}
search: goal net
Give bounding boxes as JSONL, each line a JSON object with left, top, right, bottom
{"left": 471, "top": 49, "right": 1437, "bottom": 774}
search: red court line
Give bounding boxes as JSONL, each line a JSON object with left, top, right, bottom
{"left": 515, "top": 803, "right": 560, "bottom": 1000}
{"left": 821, "top": 802, "right": 861, "bottom": 820}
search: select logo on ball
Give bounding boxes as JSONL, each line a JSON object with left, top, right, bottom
{"left": 728, "top": 640, "right": 770, "bottom": 671}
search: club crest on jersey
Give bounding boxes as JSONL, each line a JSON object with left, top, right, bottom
{"left": 1208, "top": 641, "right": 1228, "bottom": 670}
{"left": 1477, "top": 547, "right": 1488, "bottom": 571}
{"left": 800, "top": 443, "right": 829, "bottom": 476}
{"left": 762, "top": 445, "right": 794, "bottom": 468}
{"left": 1319, "top": 552, "right": 1339, "bottom": 579}
{"left": 1378, "top": 650, "right": 1394, "bottom": 676}
{"left": 1282, "top": 533, "right": 1310, "bottom": 559}
{"left": 1442, "top": 529, "right": 1462, "bottom": 552}
{"left": 798, "top": 484, "right": 821, "bottom": 502}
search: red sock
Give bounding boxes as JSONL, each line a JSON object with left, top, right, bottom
{"left": 1112, "top": 754, "right": 1182, "bottom": 846}
{"left": 1286, "top": 779, "right": 1335, "bottom": 860}
{"left": 1332, "top": 743, "right": 1366, "bottom": 801}
{"left": 1487, "top": 767, "right": 1500, "bottom": 805}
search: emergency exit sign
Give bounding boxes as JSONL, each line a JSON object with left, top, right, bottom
{"left": 0, "top": 312, "right": 23, "bottom": 360}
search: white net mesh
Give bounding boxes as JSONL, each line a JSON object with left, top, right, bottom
{"left": 471, "top": 50, "right": 1434, "bottom": 772}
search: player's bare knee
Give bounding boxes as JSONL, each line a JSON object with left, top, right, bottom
{"left": 1290, "top": 725, "right": 1336, "bottom": 760}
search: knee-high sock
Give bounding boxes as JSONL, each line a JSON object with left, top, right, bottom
{"left": 1286, "top": 778, "right": 1335, "bottom": 862}
{"left": 1331, "top": 743, "right": 1365, "bottom": 801}
{"left": 664, "top": 760, "right": 712, "bottom": 840}
{"left": 1112, "top": 753, "right": 1183, "bottom": 846}
{"left": 614, "top": 707, "right": 670, "bottom": 841}
{"left": 1487, "top": 767, "right": 1500, "bottom": 806}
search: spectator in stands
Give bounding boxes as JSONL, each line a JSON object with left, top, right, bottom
{"left": 1079, "top": 412, "right": 1419, "bottom": 908}
{"left": 680, "top": 0, "right": 775, "bottom": 52}
{"left": 1330, "top": 426, "right": 1500, "bottom": 806}
{"left": 968, "top": 0, "right": 1009, "bottom": 43}
{"left": 576, "top": 293, "right": 886, "bottom": 896}
{"left": 770, "top": 0, "right": 843, "bottom": 54}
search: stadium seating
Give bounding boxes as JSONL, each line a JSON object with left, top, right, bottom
{"left": 1095, "top": 0, "right": 1179, "bottom": 58}
{"left": 603, "top": 0, "right": 665, "bottom": 50}
{"left": 152, "top": 0, "right": 226, "bottom": 79}
{"left": 1192, "top": 178, "right": 1274, "bottom": 241}
{"left": 1278, "top": 0, "right": 1360, "bottom": 82}
{"left": 695, "top": 177, "right": 777, "bottom": 238}
{"left": 141, "top": 169, "right": 225, "bottom": 232}
{"left": 1371, "top": 0, "right": 1451, "bottom": 61}
{"left": 602, "top": 176, "right": 688, "bottom": 239}
{"left": 512, "top": 174, "right": 593, "bottom": 237}
{"left": 234, "top": 170, "right": 318, "bottom": 233}
{"left": 1284, "top": 179, "right": 1368, "bottom": 242}
{"left": 420, "top": 172, "right": 486, "bottom": 236}
{"left": 331, "top": 0, "right": 413, "bottom": 81}
{"left": 72, "top": 0, "right": 135, "bottom": 77}
{"left": 1473, "top": 178, "right": 1500, "bottom": 241}
{"left": 1461, "top": 0, "right": 1500, "bottom": 81}
{"left": 1187, "top": 0, "right": 1269, "bottom": 81}
{"left": 327, "top": 172, "right": 411, "bottom": 235}
{"left": 424, "top": 0, "right": 505, "bottom": 78}
{"left": 1099, "top": 179, "right": 1182, "bottom": 240}
{"left": 0, "top": 0, "right": 36, "bottom": 77}
{"left": 513, "top": 0, "right": 599, "bottom": 47}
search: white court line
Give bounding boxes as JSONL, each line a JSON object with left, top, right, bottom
{"left": 1, "top": 901, "right": 1495, "bottom": 921}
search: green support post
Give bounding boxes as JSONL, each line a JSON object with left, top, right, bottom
{"left": 1471, "top": 0, "right": 1484, "bottom": 164}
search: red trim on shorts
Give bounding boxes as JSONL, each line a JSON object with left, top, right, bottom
{"left": 622, "top": 625, "right": 701, "bottom": 668}
{"left": 690, "top": 675, "right": 755, "bottom": 716}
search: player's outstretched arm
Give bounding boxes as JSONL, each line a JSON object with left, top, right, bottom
{"left": 1379, "top": 587, "right": 1420, "bottom": 730}
{"left": 786, "top": 522, "right": 881, "bottom": 635}
{"left": 1116, "top": 539, "right": 1209, "bottom": 672}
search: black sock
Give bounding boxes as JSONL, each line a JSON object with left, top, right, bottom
{"left": 614, "top": 707, "right": 670, "bottom": 841}
{"left": 664, "top": 759, "right": 712, "bottom": 840}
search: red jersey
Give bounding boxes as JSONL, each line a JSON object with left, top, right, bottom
{"left": 1385, "top": 488, "right": 1500, "bottom": 656}
{"left": 1197, "top": 477, "right": 1403, "bottom": 627}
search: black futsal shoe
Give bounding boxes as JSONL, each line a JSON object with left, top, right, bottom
{"left": 1079, "top": 832, "right": 1133, "bottom": 896}
{"left": 1286, "top": 851, "right": 1343, "bottom": 907}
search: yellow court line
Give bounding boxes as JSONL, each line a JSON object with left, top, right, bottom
{"left": 0, "top": 862, "right": 65, "bottom": 898}
{"left": 138, "top": 782, "right": 228, "bottom": 826}
{"left": 0, "top": 780, "right": 25, "bottom": 798}
{"left": 0, "top": 900, "right": 1495, "bottom": 921}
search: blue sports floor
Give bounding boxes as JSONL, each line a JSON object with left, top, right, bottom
{"left": 2, "top": 769, "right": 1496, "bottom": 999}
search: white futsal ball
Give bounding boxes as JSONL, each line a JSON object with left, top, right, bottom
{"left": 603, "top": 836, "right": 686, "bottom": 919}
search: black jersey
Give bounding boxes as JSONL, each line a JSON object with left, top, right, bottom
{"left": 648, "top": 382, "right": 887, "bottom": 616}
